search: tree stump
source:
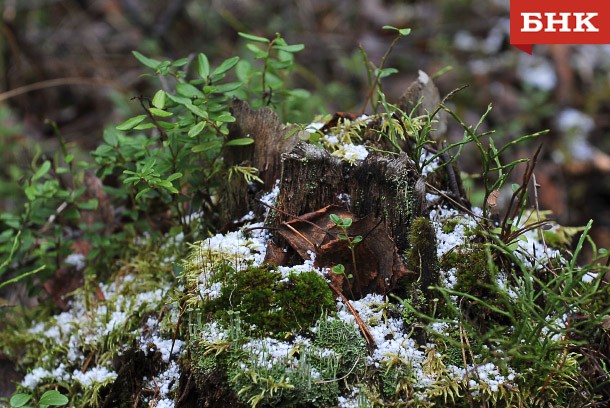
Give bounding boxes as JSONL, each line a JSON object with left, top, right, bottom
{"left": 219, "top": 99, "right": 305, "bottom": 226}
{"left": 222, "top": 73, "right": 464, "bottom": 300}
{"left": 275, "top": 142, "right": 420, "bottom": 252}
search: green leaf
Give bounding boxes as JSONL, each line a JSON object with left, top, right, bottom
{"left": 133, "top": 123, "right": 157, "bottom": 130}
{"left": 167, "top": 172, "right": 183, "bottom": 182}
{"left": 235, "top": 60, "right": 252, "bottom": 81}
{"left": 382, "top": 26, "right": 411, "bottom": 37}
{"left": 166, "top": 93, "right": 192, "bottom": 105}
{"left": 132, "top": 51, "right": 161, "bottom": 70}
{"left": 135, "top": 187, "right": 151, "bottom": 200}
{"left": 24, "top": 186, "right": 36, "bottom": 201}
{"left": 171, "top": 57, "right": 189, "bottom": 67}
{"left": 102, "top": 129, "right": 119, "bottom": 147}
{"left": 198, "top": 53, "right": 210, "bottom": 78}
{"left": 192, "top": 140, "right": 222, "bottom": 153}
{"left": 246, "top": 43, "right": 268, "bottom": 59}
{"left": 377, "top": 68, "right": 398, "bottom": 78}
{"left": 9, "top": 393, "right": 32, "bottom": 407}
{"left": 148, "top": 108, "right": 173, "bottom": 117}
{"left": 338, "top": 234, "right": 348, "bottom": 240}
{"left": 63, "top": 206, "right": 80, "bottom": 221}
{"left": 342, "top": 218, "right": 353, "bottom": 228}
{"left": 76, "top": 198, "right": 99, "bottom": 210}
{"left": 225, "top": 137, "right": 254, "bottom": 146}
{"left": 39, "top": 390, "right": 68, "bottom": 406}
{"left": 329, "top": 214, "right": 341, "bottom": 225}
{"left": 352, "top": 235, "right": 363, "bottom": 244}
{"left": 32, "top": 160, "right": 51, "bottom": 181}
{"left": 216, "top": 113, "right": 236, "bottom": 123}
{"left": 116, "top": 115, "right": 147, "bottom": 131}
{"left": 152, "top": 90, "right": 166, "bottom": 109}
{"left": 331, "top": 264, "right": 345, "bottom": 275}
{"left": 273, "top": 44, "right": 305, "bottom": 53}
{"left": 211, "top": 82, "right": 242, "bottom": 93}
{"left": 212, "top": 56, "right": 240, "bottom": 77}
{"left": 176, "top": 83, "right": 204, "bottom": 99}
{"left": 238, "top": 32, "right": 270, "bottom": 43}
{"left": 188, "top": 121, "right": 207, "bottom": 138}
{"left": 184, "top": 103, "right": 208, "bottom": 118}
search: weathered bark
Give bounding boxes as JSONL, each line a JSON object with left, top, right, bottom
{"left": 227, "top": 99, "right": 303, "bottom": 188}
{"left": 275, "top": 143, "right": 420, "bottom": 253}
{"left": 219, "top": 100, "right": 305, "bottom": 225}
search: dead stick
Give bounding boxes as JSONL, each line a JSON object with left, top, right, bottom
{"left": 327, "top": 283, "right": 376, "bottom": 350}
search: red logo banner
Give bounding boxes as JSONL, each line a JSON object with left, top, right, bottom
{"left": 510, "top": 0, "right": 610, "bottom": 53}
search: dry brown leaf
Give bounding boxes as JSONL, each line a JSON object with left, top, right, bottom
{"left": 276, "top": 205, "right": 414, "bottom": 299}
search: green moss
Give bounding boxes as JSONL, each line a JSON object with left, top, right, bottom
{"left": 403, "top": 217, "right": 439, "bottom": 319}
{"left": 192, "top": 345, "right": 218, "bottom": 377}
{"left": 203, "top": 265, "right": 335, "bottom": 338}
{"left": 407, "top": 217, "right": 439, "bottom": 286}
{"left": 313, "top": 317, "right": 367, "bottom": 378}
{"left": 401, "top": 284, "right": 425, "bottom": 326}
{"left": 227, "top": 348, "right": 339, "bottom": 408}
{"left": 379, "top": 366, "right": 399, "bottom": 398}
{"left": 441, "top": 218, "right": 459, "bottom": 234}
{"left": 442, "top": 244, "right": 490, "bottom": 298}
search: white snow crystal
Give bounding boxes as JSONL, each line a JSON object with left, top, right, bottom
{"left": 72, "top": 366, "right": 117, "bottom": 388}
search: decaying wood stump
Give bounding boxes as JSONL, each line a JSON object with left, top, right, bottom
{"left": 219, "top": 100, "right": 305, "bottom": 225}
{"left": 274, "top": 143, "right": 420, "bottom": 252}
{"left": 223, "top": 72, "right": 466, "bottom": 300}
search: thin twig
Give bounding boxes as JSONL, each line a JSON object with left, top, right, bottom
{"left": 0, "top": 77, "right": 117, "bottom": 102}
{"left": 283, "top": 222, "right": 316, "bottom": 248}
{"left": 327, "top": 282, "right": 376, "bottom": 350}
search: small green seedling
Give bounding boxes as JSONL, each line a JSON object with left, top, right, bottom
{"left": 329, "top": 214, "right": 363, "bottom": 251}
{"left": 329, "top": 214, "right": 364, "bottom": 298}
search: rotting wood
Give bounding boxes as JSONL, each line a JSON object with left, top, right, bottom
{"left": 219, "top": 99, "right": 305, "bottom": 225}
{"left": 274, "top": 142, "right": 420, "bottom": 253}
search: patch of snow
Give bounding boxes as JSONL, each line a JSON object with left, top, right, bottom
{"left": 556, "top": 108, "right": 596, "bottom": 161}
{"left": 305, "top": 122, "right": 325, "bottom": 133}
{"left": 65, "top": 253, "right": 86, "bottom": 270}
{"left": 582, "top": 272, "right": 598, "bottom": 283}
{"left": 22, "top": 365, "right": 70, "bottom": 389}
{"left": 324, "top": 134, "right": 339, "bottom": 146}
{"left": 337, "top": 193, "right": 351, "bottom": 207}
{"left": 149, "top": 360, "right": 180, "bottom": 405}
{"left": 419, "top": 151, "right": 441, "bottom": 177}
{"left": 199, "top": 281, "right": 223, "bottom": 300}
{"left": 72, "top": 366, "right": 118, "bottom": 388}
{"left": 259, "top": 181, "right": 280, "bottom": 215}
{"left": 557, "top": 108, "right": 595, "bottom": 135}
{"left": 517, "top": 53, "right": 556, "bottom": 91}
{"left": 418, "top": 70, "right": 429, "bottom": 85}
{"left": 429, "top": 207, "right": 478, "bottom": 258}
{"left": 334, "top": 143, "right": 369, "bottom": 162}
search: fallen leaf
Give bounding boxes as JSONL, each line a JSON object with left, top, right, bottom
{"left": 276, "top": 205, "right": 414, "bottom": 299}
